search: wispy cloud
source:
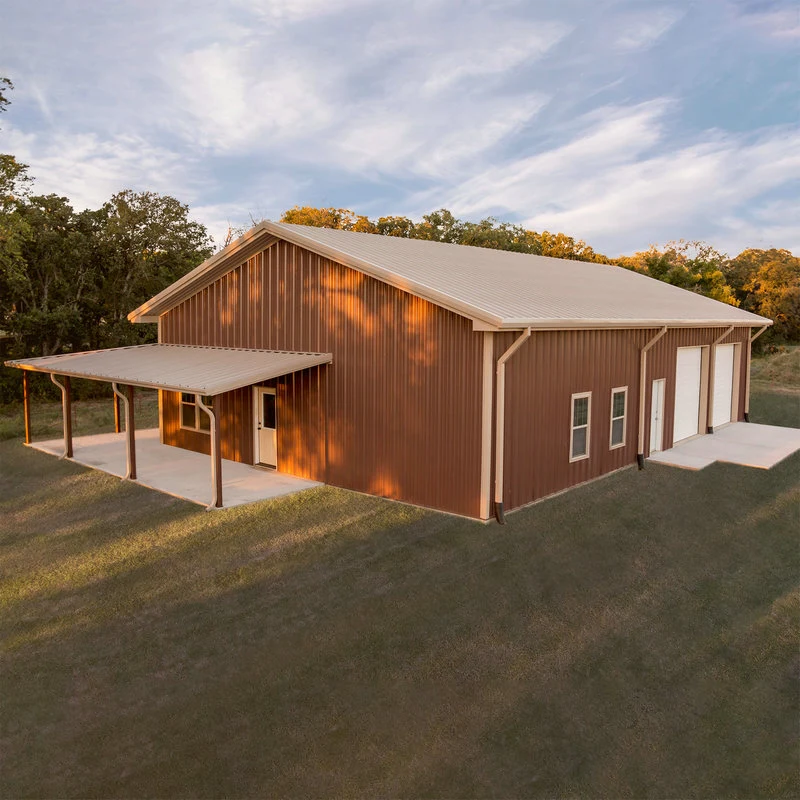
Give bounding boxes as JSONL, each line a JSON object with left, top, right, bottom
{"left": 613, "top": 8, "right": 683, "bottom": 51}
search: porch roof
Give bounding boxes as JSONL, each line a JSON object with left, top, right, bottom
{"left": 5, "top": 344, "right": 332, "bottom": 395}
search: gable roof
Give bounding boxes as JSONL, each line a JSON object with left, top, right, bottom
{"left": 129, "top": 221, "right": 771, "bottom": 330}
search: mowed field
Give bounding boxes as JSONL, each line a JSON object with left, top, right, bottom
{"left": 1, "top": 356, "right": 798, "bottom": 798}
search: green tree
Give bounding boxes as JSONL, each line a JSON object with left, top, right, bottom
{"left": 740, "top": 250, "right": 800, "bottom": 341}
{"left": 280, "top": 206, "right": 376, "bottom": 232}
{"left": 95, "top": 190, "right": 213, "bottom": 347}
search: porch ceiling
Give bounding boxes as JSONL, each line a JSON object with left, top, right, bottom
{"left": 5, "top": 344, "right": 332, "bottom": 395}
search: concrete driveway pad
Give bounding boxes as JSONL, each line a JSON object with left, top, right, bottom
{"left": 648, "top": 422, "right": 800, "bottom": 470}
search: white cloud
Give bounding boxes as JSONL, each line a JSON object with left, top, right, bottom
{"left": 733, "top": 5, "right": 800, "bottom": 39}
{"left": 5, "top": 126, "right": 194, "bottom": 212}
{"left": 432, "top": 101, "right": 800, "bottom": 255}
{"left": 168, "top": 42, "right": 334, "bottom": 152}
{"left": 613, "top": 8, "right": 683, "bottom": 51}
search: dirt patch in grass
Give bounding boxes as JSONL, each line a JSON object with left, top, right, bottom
{"left": 0, "top": 392, "right": 798, "bottom": 797}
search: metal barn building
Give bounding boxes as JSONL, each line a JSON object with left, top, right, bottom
{"left": 8, "top": 222, "right": 772, "bottom": 520}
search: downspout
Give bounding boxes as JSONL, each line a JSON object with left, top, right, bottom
{"left": 197, "top": 394, "right": 222, "bottom": 510}
{"left": 112, "top": 382, "right": 135, "bottom": 480}
{"left": 637, "top": 326, "right": 668, "bottom": 469}
{"left": 50, "top": 374, "right": 73, "bottom": 459}
{"left": 494, "top": 327, "right": 532, "bottom": 524}
{"left": 744, "top": 324, "right": 769, "bottom": 422}
{"left": 706, "top": 326, "right": 734, "bottom": 433}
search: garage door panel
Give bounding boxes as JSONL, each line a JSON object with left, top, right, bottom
{"left": 712, "top": 344, "right": 734, "bottom": 428}
{"left": 673, "top": 347, "right": 702, "bottom": 444}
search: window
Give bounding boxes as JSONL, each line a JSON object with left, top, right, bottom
{"left": 180, "top": 392, "right": 213, "bottom": 433}
{"left": 570, "top": 392, "right": 591, "bottom": 461}
{"left": 609, "top": 386, "right": 628, "bottom": 449}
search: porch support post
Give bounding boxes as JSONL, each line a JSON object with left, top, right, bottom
{"left": 22, "top": 370, "right": 32, "bottom": 444}
{"left": 197, "top": 394, "right": 222, "bottom": 510}
{"left": 112, "top": 382, "right": 136, "bottom": 480}
{"left": 113, "top": 393, "right": 122, "bottom": 433}
{"left": 50, "top": 374, "right": 73, "bottom": 458}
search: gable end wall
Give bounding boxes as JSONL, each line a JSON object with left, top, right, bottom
{"left": 159, "top": 239, "right": 485, "bottom": 517}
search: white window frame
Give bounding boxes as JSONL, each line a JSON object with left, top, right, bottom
{"left": 179, "top": 392, "right": 213, "bottom": 434}
{"left": 609, "top": 386, "right": 628, "bottom": 450}
{"left": 569, "top": 391, "right": 591, "bottom": 462}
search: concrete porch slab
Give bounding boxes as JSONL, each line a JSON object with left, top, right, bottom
{"left": 30, "top": 428, "right": 322, "bottom": 509}
{"left": 648, "top": 422, "right": 800, "bottom": 471}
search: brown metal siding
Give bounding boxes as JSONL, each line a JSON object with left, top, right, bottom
{"left": 160, "top": 241, "right": 484, "bottom": 517}
{"left": 161, "top": 387, "right": 254, "bottom": 464}
{"left": 497, "top": 325, "right": 752, "bottom": 512}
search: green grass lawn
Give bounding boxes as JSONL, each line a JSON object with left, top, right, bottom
{"left": 1, "top": 387, "right": 798, "bottom": 798}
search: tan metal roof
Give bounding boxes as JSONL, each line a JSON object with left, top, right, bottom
{"left": 5, "top": 344, "right": 332, "bottom": 395}
{"left": 129, "top": 221, "right": 772, "bottom": 329}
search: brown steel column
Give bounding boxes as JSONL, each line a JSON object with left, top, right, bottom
{"left": 22, "top": 371, "right": 32, "bottom": 444}
{"left": 114, "top": 393, "right": 121, "bottom": 433}
{"left": 196, "top": 394, "right": 222, "bottom": 509}
{"left": 213, "top": 408, "right": 222, "bottom": 508}
{"left": 127, "top": 385, "right": 136, "bottom": 480}
{"left": 51, "top": 374, "right": 73, "bottom": 458}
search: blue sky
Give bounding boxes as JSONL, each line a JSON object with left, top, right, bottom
{"left": 1, "top": 0, "right": 798, "bottom": 255}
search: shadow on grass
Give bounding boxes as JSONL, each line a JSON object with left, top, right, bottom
{"left": 1, "top": 392, "right": 798, "bottom": 797}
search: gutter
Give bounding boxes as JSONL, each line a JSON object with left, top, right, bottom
{"left": 494, "top": 327, "right": 532, "bottom": 524}
{"left": 744, "top": 324, "right": 770, "bottom": 422}
{"left": 637, "top": 326, "right": 668, "bottom": 469}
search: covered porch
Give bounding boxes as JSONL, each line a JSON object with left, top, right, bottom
{"left": 6, "top": 343, "right": 332, "bottom": 509}
{"left": 30, "top": 428, "right": 321, "bottom": 508}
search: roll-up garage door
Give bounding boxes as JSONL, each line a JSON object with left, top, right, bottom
{"left": 712, "top": 344, "right": 735, "bottom": 428}
{"left": 673, "top": 347, "right": 702, "bottom": 444}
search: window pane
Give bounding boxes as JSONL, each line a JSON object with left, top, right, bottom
{"left": 181, "top": 393, "right": 194, "bottom": 404}
{"left": 572, "top": 427, "right": 587, "bottom": 458}
{"left": 202, "top": 396, "right": 214, "bottom": 408}
{"left": 573, "top": 397, "right": 588, "bottom": 427}
{"left": 198, "top": 410, "right": 210, "bottom": 431}
{"left": 613, "top": 391, "right": 626, "bottom": 418}
{"left": 181, "top": 403, "right": 195, "bottom": 428}
{"left": 263, "top": 394, "right": 276, "bottom": 429}
{"left": 611, "top": 417, "right": 624, "bottom": 446}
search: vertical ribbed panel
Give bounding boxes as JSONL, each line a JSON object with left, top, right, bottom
{"left": 496, "top": 325, "right": 752, "bottom": 512}
{"left": 161, "top": 241, "right": 484, "bottom": 517}
{"left": 161, "top": 387, "right": 253, "bottom": 464}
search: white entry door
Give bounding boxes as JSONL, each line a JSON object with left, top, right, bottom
{"left": 255, "top": 387, "right": 277, "bottom": 468}
{"left": 650, "top": 378, "right": 666, "bottom": 454}
{"left": 673, "top": 347, "right": 703, "bottom": 444}
{"left": 712, "top": 344, "right": 735, "bottom": 428}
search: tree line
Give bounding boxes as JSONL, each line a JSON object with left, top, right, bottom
{"left": 1, "top": 76, "right": 797, "bottom": 404}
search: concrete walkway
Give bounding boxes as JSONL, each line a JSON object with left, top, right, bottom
{"left": 648, "top": 422, "right": 800, "bottom": 471}
{"left": 30, "top": 428, "right": 321, "bottom": 509}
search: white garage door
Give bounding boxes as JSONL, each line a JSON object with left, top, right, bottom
{"left": 712, "top": 344, "right": 735, "bottom": 428}
{"left": 673, "top": 347, "right": 702, "bottom": 444}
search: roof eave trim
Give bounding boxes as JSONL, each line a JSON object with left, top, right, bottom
{"left": 496, "top": 317, "right": 773, "bottom": 330}
{"left": 128, "top": 222, "right": 276, "bottom": 323}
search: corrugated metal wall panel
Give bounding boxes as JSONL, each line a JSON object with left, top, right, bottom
{"left": 161, "top": 242, "right": 484, "bottom": 517}
{"left": 161, "top": 386, "right": 253, "bottom": 464}
{"left": 497, "top": 326, "right": 752, "bottom": 512}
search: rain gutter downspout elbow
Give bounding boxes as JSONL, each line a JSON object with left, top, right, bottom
{"left": 744, "top": 324, "right": 770, "bottom": 422}
{"left": 494, "top": 327, "right": 532, "bottom": 524}
{"left": 637, "top": 326, "right": 668, "bottom": 469}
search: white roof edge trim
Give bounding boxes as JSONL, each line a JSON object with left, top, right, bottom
{"left": 497, "top": 318, "right": 773, "bottom": 330}
{"left": 128, "top": 222, "right": 276, "bottom": 322}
